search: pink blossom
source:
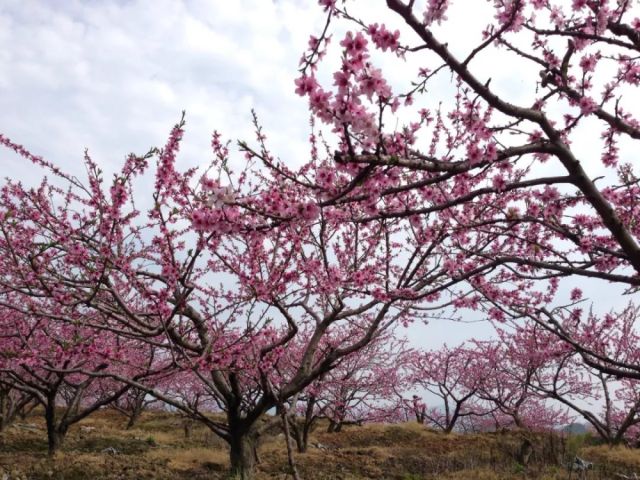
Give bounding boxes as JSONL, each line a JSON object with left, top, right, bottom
{"left": 296, "top": 202, "right": 321, "bottom": 221}
{"left": 579, "top": 54, "right": 598, "bottom": 72}
{"left": 572, "top": 0, "right": 587, "bottom": 10}
{"left": 294, "top": 75, "right": 318, "bottom": 97}
{"left": 578, "top": 95, "right": 598, "bottom": 115}
{"left": 424, "top": 0, "right": 449, "bottom": 25}
{"left": 340, "top": 31, "right": 368, "bottom": 56}
{"left": 207, "top": 185, "right": 235, "bottom": 208}
{"left": 318, "top": 0, "right": 336, "bottom": 12}
{"left": 367, "top": 23, "right": 400, "bottom": 52}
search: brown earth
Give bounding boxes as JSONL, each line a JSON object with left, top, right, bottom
{"left": 0, "top": 410, "right": 637, "bottom": 479}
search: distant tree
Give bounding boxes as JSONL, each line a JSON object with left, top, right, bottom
{"left": 503, "top": 321, "right": 640, "bottom": 445}
{"left": 0, "top": 376, "right": 36, "bottom": 433}
{"left": 0, "top": 307, "right": 133, "bottom": 455}
{"left": 407, "top": 344, "right": 487, "bottom": 433}
{"left": 471, "top": 333, "right": 571, "bottom": 433}
{"left": 102, "top": 345, "right": 163, "bottom": 430}
{"left": 285, "top": 328, "right": 411, "bottom": 452}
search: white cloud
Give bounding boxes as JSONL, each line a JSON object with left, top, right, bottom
{"left": 0, "top": 0, "right": 327, "bottom": 182}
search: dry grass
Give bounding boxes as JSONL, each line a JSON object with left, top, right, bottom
{"left": 582, "top": 444, "right": 640, "bottom": 473}
{"left": 146, "top": 446, "right": 228, "bottom": 472}
{"left": 1, "top": 410, "right": 639, "bottom": 479}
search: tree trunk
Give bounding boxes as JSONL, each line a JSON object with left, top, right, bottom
{"left": 327, "top": 420, "right": 344, "bottom": 433}
{"left": 229, "top": 432, "right": 258, "bottom": 480}
{"left": 183, "top": 419, "right": 193, "bottom": 438}
{"left": 517, "top": 438, "right": 533, "bottom": 466}
{"left": 126, "top": 409, "right": 141, "bottom": 430}
{"left": 45, "top": 402, "right": 66, "bottom": 456}
{"left": 280, "top": 408, "right": 301, "bottom": 480}
{"left": 47, "top": 429, "right": 66, "bottom": 456}
{"left": 290, "top": 421, "right": 305, "bottom": 453}
{"left": 19, "top": 399, "right": 37, "bottom": 420}
{"left": 327, "top": 420, "right": 341, "bottom": 433}
{"left": 290, "top": 418, "right": 310, "bottom": 453}
{"left": 0, "top": 410, "right": 16, "bottom": 433}
{"left": 294, "top": 431, "right": 307, "bottom": 453}
{"left": 299, "top": 422, "right": 311, "bottom": 453}
{"left": 0, "top": 391, "right": 30, "bottom": 432}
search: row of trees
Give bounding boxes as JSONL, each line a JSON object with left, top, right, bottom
{"left": 409, "top": 316, "right": 640, "bottom": 445}
{"left": 1, "top": 0, "right": 640, "bottom": 478}
{"left": 2, "top": 315, "right": 639, "bottom": 451}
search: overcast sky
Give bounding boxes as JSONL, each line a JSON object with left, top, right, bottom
{"left": 0, "top": 0, "right": 634, "bottom": 352}
{"left": 0, "top": 1, "right": 329, "bottom": 180}
{"left": 0, "top": 0, "right": 518, "bottom": 179}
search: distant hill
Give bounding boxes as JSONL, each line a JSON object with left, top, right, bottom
{"left": 563, "top": 422, "right": 589, "bottom": 434}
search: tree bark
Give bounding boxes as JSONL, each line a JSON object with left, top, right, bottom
{"left": 47, "top": 429, "right": 66, "bottom": 456}
{"left": 280, "top": 408, "right": 301, "bottom": 480}
{"left": 229, "top": 431, "right": 258, "bottom": 480}
{"left": 299, "top": 422, "right": 311, "bottom": 453}
{"left": 183, "top": 418, "right": 193, "bottom": 438}
{"left": 44, "top": 396, "right": 70, "bottom": 456}
{"left": 0, "top": 389, "right": 33, "bottom": 432}
{"left": 327, "top": 420, "right": 337, "bottom": 433}
{"left": 517, "top": 438, "right": 533, "bottom": 467}
{"left": 290, "top": 416, "right": 314, "bottom": 453}
{"left": 290, "top": 420, "right": 305, "bottom": 453}
{"left": 0, "top": 405, "right": 18, "bottom": 433}
{"left": 45, "top": 402, "right": 66, "bottom": 456}
{"left": 126, "top": 408, "right": 141, "bottom": 430}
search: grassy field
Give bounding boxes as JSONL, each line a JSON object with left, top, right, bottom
{"left": 0, "top": 410, "right": 638, "bottom": 479}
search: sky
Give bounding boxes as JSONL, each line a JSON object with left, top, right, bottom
{"left": 0, "top": 0, "right": 519, "bottom": 181}
{"left": 0, "top": 0, "right": 635, "bottom": 353}
{"left": 0, "top": 0, "right": 327, "bottom": 181}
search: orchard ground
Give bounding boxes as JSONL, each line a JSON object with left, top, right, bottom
{"left": 1, "top": 409, "right": 639, "bottom": 480}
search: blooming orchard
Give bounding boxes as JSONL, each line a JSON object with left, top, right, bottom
{"left": 1, "top": 0, "right": 640, "bottom": 478}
